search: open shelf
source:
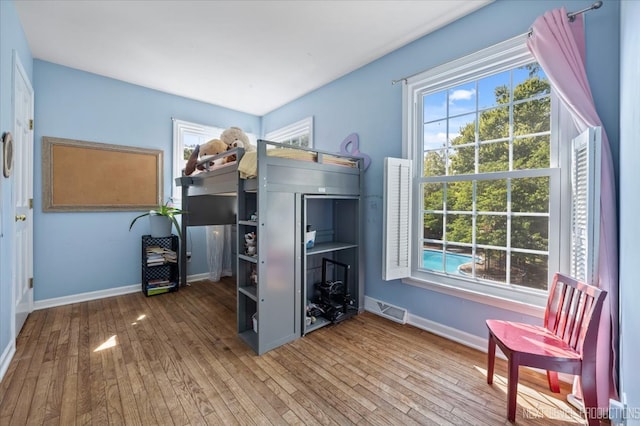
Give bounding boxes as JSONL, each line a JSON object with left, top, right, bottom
{"left": 238, "top": 285, "right": 257, "bottom": 301}
{"left": 307, "top": 241, "right": 358, "bottom": 256}
{"left": 305, "top": 316, "right": 331, "bottom": 333}
{"left": 239, "top": 330, "right": 258, "bottom": 351}
{"left": 302, "top": 196, "right": 360, "bottom": 336}
{"left": 238, "top": 220, "right": 258, "bottom": 226}
{"left": 238, "top": 254, "right": 258, "bottom": 263}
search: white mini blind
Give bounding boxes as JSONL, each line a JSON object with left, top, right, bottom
{"left": 383, "top": 158, "right": 412, "bottom": 280}
{"left": 570, "top": 127, "right": 601, "bottom": 285}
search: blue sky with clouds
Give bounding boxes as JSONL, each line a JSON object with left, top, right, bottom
{"left": 422, "top": 65, "right": 547, "bottom": 151}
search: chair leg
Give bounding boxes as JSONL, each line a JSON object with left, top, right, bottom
{"left": 580, "top": 375, "right": 600, "bottom": 426}
{"left": 546, "top": 370, "right": 560, "bottom": 393}
{"left": 507, "top": 357, "right": 519, "bottom": 422}
{"left": 487, "top": 334, "right": 496, "bottom": 385}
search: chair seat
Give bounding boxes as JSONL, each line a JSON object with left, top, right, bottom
{"left": 486, "top": 319, "right": 581, "bottom": 361}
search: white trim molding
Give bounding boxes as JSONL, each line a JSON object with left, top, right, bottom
{"left": 0, "top": 340, "right": 16, "bottom": 383}
{"left": 33, "top": 273, "right": 211, "bottom": 310}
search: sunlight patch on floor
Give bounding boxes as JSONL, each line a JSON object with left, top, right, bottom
{"left": 132, "top": 314, "right": 146, "bottom": 325}
{"left": 474, "top": 365, "right": 584, "bottom": 423}
{"left": 94, "top": 335, "right": 117, "bottom": 352}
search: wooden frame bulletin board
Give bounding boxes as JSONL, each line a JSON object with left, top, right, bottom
{"left": 42, "top": 136, "right": 163, "bottom": 212}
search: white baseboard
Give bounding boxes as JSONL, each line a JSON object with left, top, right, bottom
{"left": 407, "top": 311, "right": 489, "bottom": 353}
{"left": 0, "top": 341, "right": 16, "bottom": 384}
{"left": 363, "top": 296, "right": 486, "bottom": 351}
{"left": 34, "top": 273, "right": 212, "bottom": 310}
{"left": 182, "top": 273, "right": 210, "bottom": 284}
{"left": 34, "top": 284, "right": 139, "bottom": 310}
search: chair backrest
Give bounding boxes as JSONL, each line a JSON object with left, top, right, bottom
{"left": 544, "top": 272, "right": 607, "bottom": 357}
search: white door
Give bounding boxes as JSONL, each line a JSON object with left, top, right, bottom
{"left": 13, "top": 53, "right": 34, "bottom": 337}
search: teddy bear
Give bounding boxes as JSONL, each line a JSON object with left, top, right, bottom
{"left": 221, "top": 127, "right": 255, "bottom": 162}
{"left": 184, "top": 138, "right": 228, "bottom": 176}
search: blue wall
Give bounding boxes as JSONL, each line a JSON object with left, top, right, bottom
{"left": 263, "top": 0, "right": 620, "bottom": 338}
{"left": 0, "top": 0, "right": 33, "bottom": 370}
{"left": 619, "top": 0, "right": 639, "bottom": 418}
{"left": 1, "top": 0, "right": 628, "bottom": 397}
{"left": 32, "top": 60, "right": 259, "bottom": 300}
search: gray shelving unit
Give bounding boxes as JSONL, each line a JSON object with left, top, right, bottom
{"left": 236, "top": 181, "right": 301, "bottom": 355}
{"left": 302, "top": 195, "right": 361, "bottom": 335}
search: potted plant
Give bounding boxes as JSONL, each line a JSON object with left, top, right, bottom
{"left": 129, "top": 200, "right": 186, "bottom": 241}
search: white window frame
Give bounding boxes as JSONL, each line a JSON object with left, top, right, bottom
{"left": 265, "top": 116, "right": 313, "bottom": 147}
{"left": 399, "top": 34, "right": 571, "bottom": 315}
{"left": 172, "top": 119, "right": 224, "bottom": 205}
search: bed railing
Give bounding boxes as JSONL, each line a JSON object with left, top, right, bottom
{"left": 189, "top": 146, "right": 245, "bottom": 174}
{"left": 256, "top": 139, "right": 364, "bottom": 167}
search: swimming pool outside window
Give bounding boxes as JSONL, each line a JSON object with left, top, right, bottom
{"left": 422, "top": 249, "right": 477, "bottom": 274}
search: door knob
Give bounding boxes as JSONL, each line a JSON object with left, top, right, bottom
{"left": 15, "top": 214, "right": 26, "bottom": 221}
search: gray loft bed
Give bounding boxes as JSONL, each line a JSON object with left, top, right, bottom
{"left": 174, "top": 139, "right": 364, "bottom": 287}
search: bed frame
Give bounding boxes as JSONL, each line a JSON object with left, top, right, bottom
{"left": 177, "top": 140, "right": 364, "bottom": 355}
{"left": 175, "top": 140, "right": 363, "bottom": 282}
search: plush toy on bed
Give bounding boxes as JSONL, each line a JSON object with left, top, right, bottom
{"left": 221, "top": 126, "right": 255, "bottom": 162}
{"left": 184, "top": 138, "right": 229, "bottom": 176}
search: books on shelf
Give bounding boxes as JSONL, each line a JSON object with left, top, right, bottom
{"left": 146, "top": 279, "right": 175, "bottom": 289}
{"left": 145, "top": 245, "right": 178, "bottom": 265}
{"left": 142, "top": 237, "right": 179, "bottom": 297}
{"left": 146, "top": 283, "right": 177, "bottom": 296}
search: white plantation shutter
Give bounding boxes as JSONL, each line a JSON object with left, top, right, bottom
{"left": 383, "top": 158, "right": 412, "bottom": 280}
{"left": 570, "top": 127, "right": 601, "bottom": 285}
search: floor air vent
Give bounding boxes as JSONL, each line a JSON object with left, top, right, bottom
{"left": 365, "top": 297, "right": 408, "bottom": 324}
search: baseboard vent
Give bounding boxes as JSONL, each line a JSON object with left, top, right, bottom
{"left": 365, "top": 297, "right": 408, "bottom": 324}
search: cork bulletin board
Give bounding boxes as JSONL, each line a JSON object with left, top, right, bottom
{"left": 42, "top": 136, "right": 163, "bottom": 212}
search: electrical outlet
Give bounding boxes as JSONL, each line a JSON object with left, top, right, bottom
{"left": 186, "top": 251, "right": 192, "bottom": 262}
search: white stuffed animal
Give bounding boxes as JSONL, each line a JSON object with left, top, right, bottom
{"left": 221, "top": 127, "right": 255, "bottom": 153}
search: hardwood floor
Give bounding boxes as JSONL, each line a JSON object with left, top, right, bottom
{"left": 0, "top": 278, "right": 587, "bottom": 425}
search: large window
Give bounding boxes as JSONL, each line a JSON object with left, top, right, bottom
{"left": 402, "top": 35, "right": 565, "bottom": 307}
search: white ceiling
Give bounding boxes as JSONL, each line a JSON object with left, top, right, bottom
{"left": 14, "top": 0, "right": 493, "bottom": 116}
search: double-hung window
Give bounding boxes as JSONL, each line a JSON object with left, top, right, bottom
{"left": 400, "top": 34, "right": 565, "bottom": 308}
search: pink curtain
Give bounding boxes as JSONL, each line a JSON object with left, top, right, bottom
{"left": 527, "top": 8, "right": 618, "bottom": 410}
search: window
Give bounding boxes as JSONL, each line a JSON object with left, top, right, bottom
{"left": 172, "top": 119, "right": 224, "bottom": 204}
{"left": 400, "top": 34, "right": 567, "bottom": 308}
{"left": 265, "top": 116, "right": 313, "bottom": 147}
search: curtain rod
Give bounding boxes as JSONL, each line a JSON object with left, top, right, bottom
{"left": 568, "top": 0, "right": 602, "bottom": 22}
{"left": 391, "top": 0, "right": 603, "bottom": 85}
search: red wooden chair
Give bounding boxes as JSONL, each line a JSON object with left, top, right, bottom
{"left": 486, "top": 272, "right": 607, "bottom": 424}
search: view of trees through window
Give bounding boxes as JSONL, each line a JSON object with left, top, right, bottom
{"left": 182, "top": 132, "right": 219, "bottom": 163}
{"left": 171, "top": 119, "right": 225, "bottom": 204}
{"left": 420, "top": 63, "right": 551, "bottom": 290}
{"left": 283, "top": 134, "right": 310, "bottom": 147}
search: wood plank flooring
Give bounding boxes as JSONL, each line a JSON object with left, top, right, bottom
{"left": 0, "top": 278, "right": 588, "bottom": 425}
